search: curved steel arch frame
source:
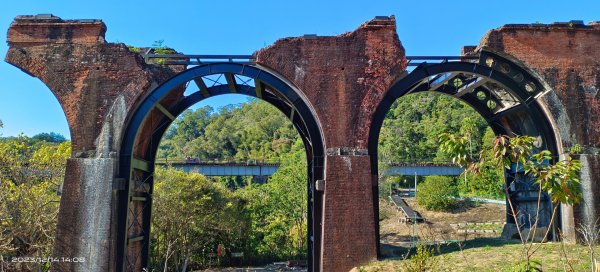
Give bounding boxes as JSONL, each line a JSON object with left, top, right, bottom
{"left": 116, "top": 63, "right": 325, "bottom": 272}
{"left": 369, "top": 52, "right": 560, "bottom": 248}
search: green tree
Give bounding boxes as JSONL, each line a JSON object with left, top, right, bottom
{"left": 158, "top": 99, "right": 298, "bottom": 162}
{"left": 154, "top": 98, "right": 308, "bottom": 264}
{"left": 234, "top": 139, "right": 308, "bottom": 261}
{"left": 261, "top": 141, "right": 307, "bottom": 258}
{"left": 0, "top": 137, "right": 70, "bottom": 271}
{"left": 31, "top": 132, "right": 67, "bottom": 143}
{"left": 151, "top": 168, "right": 249, "bottom": 271}
{"left": 416, "top": 175, "right": 458, "bottom": 211}
{"left": 378, "top": 92, "right": 488, "bottom": 164}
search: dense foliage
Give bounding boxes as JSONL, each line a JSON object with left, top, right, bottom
{"left": 158, "top": 98, "right": 298, "bottom": 162}
{"left": 149, "top": 100, "right": 308, "bottom": 270}
{"left": 378, "top": 92, "right": 489, "bottom": 163}
{"left": 150, "top": 168, "right": 250, "bottom": 271}
{"left": 378, "top": 92, "right": 502, "bottom": 199}
{"left": 242, "top": 141, "right": 308, "bottom": 260}
{"left": 150, "top": 141, "right": 307, "bottom": 270}
{"left": 416, "top": 176, "right": 459, "bottom": 211}
{"left": 0, "top": 134, "right": 70, "bottom": 271}
{"left": 456, "top": 128, "right": 504, "bottom": 199}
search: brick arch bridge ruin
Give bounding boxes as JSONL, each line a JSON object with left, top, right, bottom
{"left": 5, "top": 15, "right": 600, "bottom": 272}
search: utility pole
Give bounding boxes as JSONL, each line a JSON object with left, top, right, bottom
{"left": 413, "top": 172, "right": 417, "bottom": 245}
{"left": 414, "top": 172, "right": 417, "bottom": 198}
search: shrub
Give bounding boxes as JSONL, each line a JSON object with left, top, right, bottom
{"left": 458, "top": 166, "right": 504, "bottom": 200}
{"left": 416, "top": 175, "right": 458, "bottom": 211}
{"left": 403, "top": 243, "right": 439, "bottom": 272}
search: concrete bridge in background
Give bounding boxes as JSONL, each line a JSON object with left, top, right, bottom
{"left": 155, "top": 160, "right": 281, "bottom": 176}
{"left": 156, "top": 160, "right": 464, "bottom": 177}
{"left": 5, "top": 14, "right": 600, "bottom": 272}
{"left": 384, "top": 162, "right": 464, "bottom": 176}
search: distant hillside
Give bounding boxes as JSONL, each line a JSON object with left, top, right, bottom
{"left": 158, "top": 93, "right": 491, "bottom": 164}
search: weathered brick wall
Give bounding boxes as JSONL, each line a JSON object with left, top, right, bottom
{"left": 7, "top": 13, "right": 600, "bottom": 272}
{"left": 5, "top": 15, "right": 184, "bottom": 271}
{"left": 5, "top": 15, "right": 182, "bottom": 156}
{"left": 256, "top": 16, "right": 406, "bottom": 271}
{"left": 478, "top": 21, "right": 600, "bottom": 236}
{"left": 480, "top": 22, "right": 600, "bottom": 147}
{"left": 256, "top": 17, "right": 405, "bottom": 149}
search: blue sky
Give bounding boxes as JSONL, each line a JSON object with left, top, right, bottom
{"left": 0, "top": 0, "right": 598, "bottom": 138}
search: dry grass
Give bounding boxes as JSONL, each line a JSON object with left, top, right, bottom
{"left": 379, "top": 198, "right": 505, "bottom": 246}
{"left": 373, "top": 198, "right": 596, "bottom": 271}
{"left": 366, "top": 238, "right": 597, "bottom": 272}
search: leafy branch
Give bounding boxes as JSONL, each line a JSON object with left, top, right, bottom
{"left": 440, "top": 133, "right": 582, "bottom": 271}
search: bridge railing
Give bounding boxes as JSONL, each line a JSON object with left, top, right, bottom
{"left": 142, "top": 54, "right": 255, "bottom": 65}
{"left": 140, "top": 54, "right": 480, "bottom": 67}
{"left": 384, "top": 160, "right": 461, "bottom": 167}
{"left": 405, "top": 56, "right": 479, "bottom": 66}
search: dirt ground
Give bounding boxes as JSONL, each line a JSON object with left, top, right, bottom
{"left": 379, "top": 197, "right": 506, "bottom": 251}
{"left": 196, "top": 198, "right": 506, "bottom": 270}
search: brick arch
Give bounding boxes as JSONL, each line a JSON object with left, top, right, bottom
{"left": 116, "top": 63, "right": 325, "bottom": 272}
{"left": 368, "top": 51, "right": 565, "bottom": 244}
{"left": 8, "top": 14, "right": 600, "bottom": 272}
{"left": 479, "top": 50, "right": 573, "bottom": 156}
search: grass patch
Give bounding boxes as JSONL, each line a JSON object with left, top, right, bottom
{"left": 366, "top": 238, "right": 596, "bottom": 271}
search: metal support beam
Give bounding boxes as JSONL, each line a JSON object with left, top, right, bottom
{"left": 406, "top": 78, "right": 428, "bottom": 94}
{"left": 224, "top": 73, "right": 237, "bottom": 93}
{"left": 254, "top": 79, "right": 263, "bottom": 98}
{"left": 428, "top": 72, "right": 460, "bottom": 92}
{"left": 193, "top": 78, "right": 211, "bottom": 97}
{"left": 141, "top": 54, "right": 479, "bottom": 67}
{"left": 487, "top": 103, "right": 527, "bottom": 122}
{"left": 131, "top": 158, "right": 151, "bottom": 172}
{"left": 315, "top": 180, "right": 325, "bottom": 191}
{"left": 113, "top": 178, "right": 127, "bottom": 191}
{"left": 154, "top": 103, "right": 176, "bottom": 121}
{"left": 127, "top": 236, "right": 144, "bottom": 245}
{"left": 454, "top": 77, "right": 488, "bottom": 97}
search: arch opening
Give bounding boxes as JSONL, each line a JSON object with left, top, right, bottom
{"left": 376, "top": 91, "right": 508, "bottom": 254}
{"left": 117, "top": 63, "right": 325, "bottom": 272}
{"left": 370, "top": 51, "right": 561, "bottom": 256}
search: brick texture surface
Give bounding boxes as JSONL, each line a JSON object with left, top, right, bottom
{"left": 321, "top": 155, "right": 377, "bottom": 271}
{"left": 6, "top": 14, "right": 600, "bottom": 272}
{"left": 479, "top": 22, "right": 600, "bottom": 238}
{"left": 256, "top": 17, "right": 406, "bottom": 149}
{"left": 5, "top": 15, "right": 183, "bottom": 155}
{"left": 480, "top": 23, "right": 600, "bottom": 147}
{"left": 5, "top": 15, "right": 184, "bottom": 272}
{"left": 256, "top": 16, "right": 406, "bottom": 271}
